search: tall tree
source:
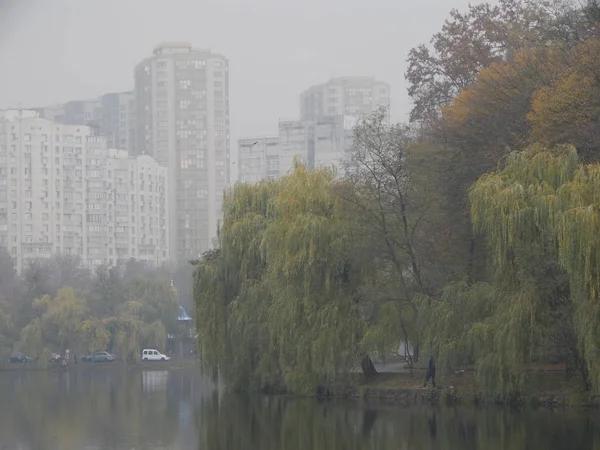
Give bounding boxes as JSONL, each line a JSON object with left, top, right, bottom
{"left": 528, "top": 37, "right": 600, "bottom": 161}
{"left": 406, "top": 0, "right": 588, "bottom": 124}
{"left": 195, "top": 166, "right": 375, "bottom": 393}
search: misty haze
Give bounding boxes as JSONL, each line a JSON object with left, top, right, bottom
{"left": 1, "top": 0, "right": 600, "bottom": 449}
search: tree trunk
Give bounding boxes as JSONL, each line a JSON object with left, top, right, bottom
{"left": 466, "top": 235, "right": 476, "bottom": 285}
{"left": 361, "top": 354, "right": 378, "bottom": 377}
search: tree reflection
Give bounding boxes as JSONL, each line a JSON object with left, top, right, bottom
{"left": 1, "top": 371, "right": 599, "bottom": 450}
{"left": 0, "top": 370, "right": 181, "bottom": 450}
{"left": 195, "top": 394, "right": 600, "bottom": 450}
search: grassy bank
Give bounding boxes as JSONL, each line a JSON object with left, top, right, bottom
{"left": 347, "top": 367, "right": 599, "bottom": 408}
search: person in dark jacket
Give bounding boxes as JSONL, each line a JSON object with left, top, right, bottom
{"left": 423, "top": 355, "right": 436, "bottom": 388}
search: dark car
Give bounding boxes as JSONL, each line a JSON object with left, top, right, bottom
{"left": 91, "top": 351, "right": 116, "bottom": 363}
{"left": 9, "top": 353, "right": 33, "bottom": 363}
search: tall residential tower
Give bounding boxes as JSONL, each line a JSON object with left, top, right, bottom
{"left": 134, "top": 43, "right": 230, "bottom": 262}
{"left": 300, "top": 77, "right": 390, "bottom": 122}
{"left": 0, "top": 110, "right": 169, "bottom": 272}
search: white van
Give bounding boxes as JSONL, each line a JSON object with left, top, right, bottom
{"left": 141, "top": 349, "right": 171, "bottom": 362}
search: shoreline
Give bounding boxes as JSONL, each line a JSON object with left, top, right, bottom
{"left": 342, "top": 385, "right": 600, "bottom": 409}
{"left": 4, "top": 362, "right": 598, "bottom": 409}
{"left": 0, "top": 359, "right": 199, "bottom": 372}
{"left": 337, "top": 370, "right": 600, "bottom": 409}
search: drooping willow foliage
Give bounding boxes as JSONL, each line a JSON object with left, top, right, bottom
{"left": 421, "top": 144, "right": 600, "bottom": 394}
{"left": 194, "top": 165, "right": 372, "bottom": 393}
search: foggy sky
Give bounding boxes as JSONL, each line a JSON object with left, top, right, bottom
{"left": 0, "top": 0, "right": 477, "bottom": 142}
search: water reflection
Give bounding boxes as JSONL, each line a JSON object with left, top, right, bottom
{"left": 0, "top": 370, "right": 598, "bottom": 450}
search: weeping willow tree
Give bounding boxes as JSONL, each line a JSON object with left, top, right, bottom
{"left": 420, "top": 144, "right": 600, "bottom": 394}
{"left": 195, "top": 179, "right": 280, "bottom": 390}
{"left": 195, "top": 164, "right": 372, "bottom": 393}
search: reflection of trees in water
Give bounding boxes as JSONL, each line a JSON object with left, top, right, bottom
{"left": 2, "top": 372, "right": 600, "bottom": 450}
{"left": 195, "top": 395, "right": 600, "bottom": 450}
{"left": 0, "top": 370, "right": 209, "bottom": 449}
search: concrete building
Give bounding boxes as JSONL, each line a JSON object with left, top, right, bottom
{"left": 62, "top": 99, "right": 102, "bottom": 126}
{"left": 313, "top": 115, "right": 357, "bottom": 177}
{"left": 237, "top": 137, "right": 279, "bottom": 184}
{"left": 100, "top": 91, "right": 136, "bottom": 151}
{"left": 0, "top": 110, "right": 169, "bottom": 273}
{"left": 134, "top": 42, "right": 230, "bottom": 262}
{"left": 300, "top": 77, "right": 390, "bottom": 122}
{"left": 32, "top": 104, "right": 66, "bottom": 123}
{"left": 238, "top": 115, "right": 357, "bottom": 184}
{"left": 277, "top": 119, "right": 314, "bottom": 176}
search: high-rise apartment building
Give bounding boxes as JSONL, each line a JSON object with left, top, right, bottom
{"left": 135, "top": 42, "right": 230, "bottom": 263}
{"left": 62, "top": 99, "right": 102, "bottom": 126}
{"left": 300, "top": 77, "right": 390, "bottom": 122}
{"left": 237, "top": 137, "right": 280, "bottom": 184}
{"left": 100, "top": 91, "right": 136, "bottom": 151}
{"left": 313, "top": 115, "right": 357, "bottom": 177}
{"left": 34, "top": 94, "right": 136, "bottom": 152}
{"left": 277, "top": 119, "right": 314, "bottom": 176}
{"left": 238, "top": 115, "right": 358, "bottom": 183}
{"left": 0, "top": 110, "right": 169, "bottom": 273}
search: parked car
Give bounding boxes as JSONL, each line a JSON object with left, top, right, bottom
{"left": 91, "top": 351, "right": 116, "bottom": 362}
{"left": 9, "top": 353, "right": 33, "bottom": 363}
{"left": 141, "top": 349, "right": 170, "bottom": 362}
{"left": 81, "top": 354, "right": 94, "bottom": 362}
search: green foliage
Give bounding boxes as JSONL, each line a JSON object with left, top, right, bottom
{"left": 466, "top": 144, "right": 600, "bottom": 392}
{"left": 1, "top": 254, "right": 181, "bottom": 362}
{"left": 195, "top": 165, "right": 369, "bottom": 393}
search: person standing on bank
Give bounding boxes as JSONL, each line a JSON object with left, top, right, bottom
{"left": 423, "top": 355, "right": 436, "bottom": 388}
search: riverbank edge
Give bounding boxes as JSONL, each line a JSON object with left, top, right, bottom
{"left": 0, "top": 360, "right": 199, "bottom": 372}
{"left": 336, "top": 385, "right": 600, "bottom": 409}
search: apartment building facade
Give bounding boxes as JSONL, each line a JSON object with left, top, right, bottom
{"left": 300, "top": 77, "right": 390, "bottom": 122}
{"left": 237, "top": 137, "right": 280, "bottom": 184}
{"left": 277, "top": 119, "right": 314, "bottom": 176}
{"left": 238, "top": 115, "right": 358, "bottom": 183}
{"left": 313, "top": 115, "right": 357, "bottom": 177}
{"left": 34, "top": 93, "right": 136, "bottom": 153}
{"left": 0, "top": 111, "right": 168, "bottom": 273}
{"left": 100, "top": 91, "right": 136, "bottom": 151}
{"left": 135, "top": 42, "right": 230, "bottom": 262}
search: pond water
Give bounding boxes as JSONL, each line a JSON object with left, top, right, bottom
{"left": 0, "top": 369, "right": 598, "bottom": 449}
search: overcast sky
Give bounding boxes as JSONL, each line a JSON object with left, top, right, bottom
{"left": 0, "top": 0, "right": 477, "bottom": 142}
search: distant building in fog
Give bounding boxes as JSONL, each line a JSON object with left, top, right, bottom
{"left": 134, "top": 42, "right": 230, "bottom": 263}
{"left": 313, "top": 115, "right": 356, "bottom": 177}
{"left": 300, "top": 77, "right": 390, "bottom": 122}
{"left": 235, "top": 77, "right": 389, "bottom": 184}
{"left": 277, "top": 119, "right": 314, "bottom": 175}
{"left": 34, "top": 94, "right": 136, "bottom": 152}
{"left": 100, "top": 91, "right": 136, "bottom": 151}
{"left": 0, "top": 110, "right": 169, "bottom": 273}
{"left": 237, "top": 115, "right": 357, "bottom": 183}
{"left": 237, "top": 137, "right": 279, "bottom": 184}
{"left": 62, "top": 98, "right": 102, "bottom": 126}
